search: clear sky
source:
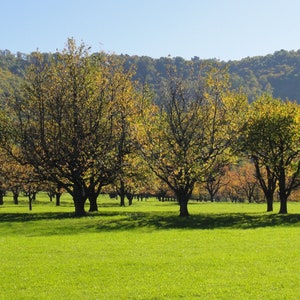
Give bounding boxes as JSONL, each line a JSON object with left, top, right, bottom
{"left": 1, "top": 0, "right": 300, "bottom": 61}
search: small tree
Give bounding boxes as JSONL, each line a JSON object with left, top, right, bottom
{"left": 112, "top": 153, "right": 154, "bottom": 206}
{"left": 235, "top": 161, "right": 261, "bottom": 203}
{"left": 201, "top": 156, "right": 231, "bottom": 202}
{"left": 240, "top": 95, "right": 300, "bottom": 213}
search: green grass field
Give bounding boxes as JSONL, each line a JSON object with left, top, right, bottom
{"left": 0, "top": 194, "right": 299, "bottom": 299}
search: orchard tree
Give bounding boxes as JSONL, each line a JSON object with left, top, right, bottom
{"left": 0, "top": 149, "right": 43, "bottom": 210}
{"left": 220, "top": 166, "right": 240, "bottom": 202}
{"left": 137, "top": 64, "right": 247, "bottom": 216}
{"left": 112, "top": 153, "right": 155, "bottom": 206}
{"left": 20, "top": 166, "right": 43, "bottom": 211}
{"left": 201, "top": 154, "right": 233, "bottom": 202}
{"left": 234, "top": 161, "right": 261, "bottom": 203}
{"left": 103, "top": 63, "right": 143, "bottom": 207}
{"left": 240, "top": 95, "right": 300, "bottom": 214}
{"left": 6, "top": 39, "right": 139, "bottom": 216}
{"left": 83, "top": 55, "right": 140, "bottom": 211}
{"left": 0, "top": 151, "right": 23, "bottom": 204}
{"left": 196, "top": 160, "right": 227, "bottom": 202}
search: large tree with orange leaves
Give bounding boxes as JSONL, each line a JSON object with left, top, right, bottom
{"left": 5, "top": 39, "right": 140, "bottom": 216}
{"left": 137, "top": 64, "right": 247, "bottom": 216}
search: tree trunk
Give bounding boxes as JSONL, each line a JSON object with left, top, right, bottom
{"left": 253, "top": 160, "right": 276, "bottom": 212}
{"left": 119, "top": 180, "right": 126, "bottom": 207}
{"left": 28, "top": 195, "right": 33, "bottom": 211}
{"left": 120, "top": 194, "right": 125, "bottom": 207}
{"left": 48, "top": 192, "right": 53, "bottom": 202}
{"left": 206, "top": 180, "right": 216, "bottom": 202}
{"left": 265, "top": 190, "right": 274, "bottom": 212}
{"left": 266, "top": 196, "right": 273, "bottom": 212}
{"left": 209, "top": 190, "right": 214, "bottom": 202}
{"left": 176, "top": 191, "right": 190, "bottom": 217}
{"left": 0, "top": 190, "right": 4, "bottom": 205}
{"left": 179, "top": 198, "right": 189, "bottom": 217}
{"left": 279, "top": 196, "right": 288, "bottom": 214}
{"left": 86, "top": 179, "right": 101, "bottom": 212}
{"left": 13, "top": 193, "right": 19, "bottom": 205}
{"left": 73, "top": 198, "right": 86, "bottom": 216}
{"left": 55, "top": 192, "right": 61, "bottom": 206}
{"left": 126, "top": 193, "right": 134, "bottom": 206}
{"left": 278, "top": 167, "right": 288, "bottom": 214}
{"left": 175, "top": 187, "right": 193, "bottom": 217}
{"left": 88, "top": 193, "right": 98, "bottom": 212}
{"left": 73, "top": 185, "right": 87, "bottom": 217}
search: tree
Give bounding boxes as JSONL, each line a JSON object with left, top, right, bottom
{"left": 5, "top": 39, "right": 138, "bottom": 216}
{"left": 199, "top": 159, "right": 228, "bottom": 202}
{"left": 82, "top": 54, "right": 140, "bottom": 212}
{"left": 100, "top": 61, "right": 143, "bottom": 207}
{"left": 0, "top": 150, "right": 24, "bottom": 205}
{"left": 234, "top": 161, "right": 261, "bottom": 203}
{"left": 112, "top": 152, "right": 154, "bottom": 206}
{"left": 220, "top": 166, "right": 241, "bottom": 202}
{"left": 20, "top": 166, "right": 43, "bottom": 211}
{"left": 137, "top": 64, "right": 247, "bottom": 216}
{"left": 240, "top": 95, "right": 300, "bottom": 213}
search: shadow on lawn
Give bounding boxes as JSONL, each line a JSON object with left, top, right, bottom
{"left": 0, "top": 212, "right": 74, "bottom": 223}
{"left": 0, "top": 210, "right": 299, "bottom": 233}
{"left": 95, "top": 212, "right": 300, "bottom": 231}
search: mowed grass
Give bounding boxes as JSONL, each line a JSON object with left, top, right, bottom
{"left": 0, "top": 194, "right": 299, "bottom": 300}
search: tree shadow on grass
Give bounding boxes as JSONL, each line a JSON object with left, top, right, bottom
{"left": 0, "top": 211, "right": 299, "bottom": 235}
{"left": 0, "top": 212, "right": 75, "bottom": 223}
{"left": 93, "top": 212, "right": 300, "bottom": 231}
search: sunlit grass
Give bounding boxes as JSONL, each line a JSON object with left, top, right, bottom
{"left": 0, "top": 194, "right": 299, "bottom": 299}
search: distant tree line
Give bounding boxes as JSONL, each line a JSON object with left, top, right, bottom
{"left": 2, "top": 48, "right": 300, "bottom": 103}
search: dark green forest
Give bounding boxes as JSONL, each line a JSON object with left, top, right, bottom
{"left": 1, "top": 48, "right": 300, "bottom": 102}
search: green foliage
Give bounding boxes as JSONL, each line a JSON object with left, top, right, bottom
{"left": 229, "top": 49, "right": 300, "bottom": 101}
{"left": 239, "top": 95, "right": 300, "bottom": 213}
{"left": 124, "top": 49, "right": 300, "bottom": 103}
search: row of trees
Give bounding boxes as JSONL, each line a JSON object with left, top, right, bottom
{"left": 1, "top": 39, "right": 300, "bottom": 216}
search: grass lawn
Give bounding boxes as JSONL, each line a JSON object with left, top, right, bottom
{"left": 0, "top": 194, "right": 299, "bottom": 299}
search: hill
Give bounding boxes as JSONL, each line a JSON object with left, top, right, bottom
{"left": 1, "top": 48, "right": 300, "bottom": 102}
{"left": 229, "top": 49, "right": 300, "bottom": 102}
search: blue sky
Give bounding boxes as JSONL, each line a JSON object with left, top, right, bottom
{"left": 2, "top": 0, "right": 300, "bottom": 61}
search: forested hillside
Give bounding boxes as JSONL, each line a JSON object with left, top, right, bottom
{"left": 1, "top": 48, "right": 300, "bottom": 102}
{"left": 229, "top": 49, "right": 300, "bottom": 101}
